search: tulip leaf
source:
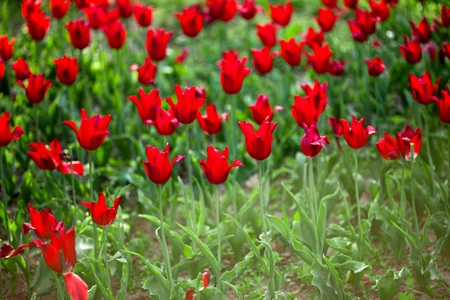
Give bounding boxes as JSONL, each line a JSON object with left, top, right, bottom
{"left": 376, "top": 268, "right": 410, "bottom": 300}
{"left": 223, "top": 281, "right": 243, "bottom": 300}
{"left": 87, "top": 285, "right": 97, "bottom": 300}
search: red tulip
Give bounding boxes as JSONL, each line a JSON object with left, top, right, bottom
{"left": 195, "top": 85, "right": 207, "bottom": 99}
{"left": 396, "top": 125, "right": 422, "bottom": 161}
{"left": 439, "top": 43, "right": 450, "bottom": 62}
{"left": 82, "top": 5, "right": 107, "bottom": 30}
{"left": 301, "top": 79, "right": 328, "bottom": 100}
{"left": 369, "top": 0, "right": 390, "bottom": 22}
{"left": 376, "top": 132, "right": 400, "bottom": 160}
{"left": 238, "top": 0, "right": 260, "bottom": 20}
{"left": 103, "top": 7, "right": 120, "bottom": 26}
{"left": 117, "top": 0, "right": 132, "bottom": 18}
{"left": 205, "top": 0, "right": 237, "bottom": 22}
{"left": 102, "top": 20, "right": 126, "bottom": 49}
{"left": 365, "top": 57, "right": 385, "bottom": 76}
{"left": 54, "top": 55, "right": 78, "bottom": 85}
{"left": 62, "top": 109, "right": 111, "bottom": 151}
{"left": 0, "top": 35, "right": 15, "bottom": 61}
{"left": 292, "top": 93, "right": 327, "bottom": 128}
{"left": 81, "top": 192, "right": 122, "bottom": 226}
{"left": 439, "top": 6, "right": 450, "bottom": 27}
{"left": 21, "top": 0, "right": 41, "bottom": 19}
{"left": 200, "top": 145, "right": 243, "bottom": 184}
{"left": 63, "top": 272, "right": 89, "bottom": 300}
{"left": 339, "top": 116, "right": 378, "bottom": 149}
{"left": 50, "top": 0, "right": 70, "bottom": 19}
{"left": 316, "top": 8, "right": 338, "bottom": 33}
{"left": 400, "top": 35, "right": 422, "bottom": 64}
{"left": 66, "top": 19, "right": 91, "bottom": 50}
{"left": 305, "top": 43, "right": 333, "bottom": 74}
{"left": 22, "top": 204, "right": 62, "bottom": 240}
{"left": 27, "top": 140, "right": 84, "bottom": 175}
{"left": 149, "top": 107, "right": 180, "bottom": 136}
{"left": 175, "top": 47, "right": 189, "bottom": 64}
{"left": 146, "top": 28, "right": 172, "bottom": 61}
{"left": 0, "top": 112, "right": 24, "bottom": 147}
{"left": 197, "top": 103, "right": 228, "bottom": 135}
{"left": 165, "top": 84, "right": 206, "bottom": 124}
{"left": 256, "top": 23, "right": 277, "bottom": 48}
{"left": 217, "top": 50, "right": 252, "bottom": 94}
{"left": 328, "top": 116, "right": 342, "bottom": 152}
{"left": 301, "top": 122, "right": 330, "bottom": 158}
{"left": 268, "top": 1, "right": 294, "bottom": 27}
{"left": 410, "top": 17, "right": 431, "bottom": 44}
{"left": 239, "top": 118, "right": 277, "bottom": 161}
{"left": 74, "top": 0, "right": 89, "bottom": 9}
{"left": 354, "top": 8, "right": 377, "bottom": 35}
{"left": 408, "top": 71, "right": 441, "bottom": 105}
{"left": 128, "top": 88, "right": 162, "bottom": 124}
{"left": 11, "top": 58, "right": 31, "bottom": 81}
{"left": 251, "top": 47, "right": 277, "bottom": 75}
{"left": 300, "top": 27, "right": 324, "bottom": 49}
{"left": 383, "top": 0, "right": 398, "bottom": 7}
{"left": 26, "top": 11, "right": 51, "bottom": 41}
{"left": 344, "top": 0, "right": 359, "bottom": 9}
{"left": 321, "top": 0, "right": 337, "bottom": 8}
{"left": 143, "top": 143, "right": 185, "bottom": 184}
{"left": 129, "top": 57, "right": 157, "bottom": 85}
{"left": 200, "top": 269, "right": 211, "bottom": 290}
{"left": 0, "top": 60, "right": 3, "bottom": 82}
{"left": 423, "top": 43, "right": 436, "bottom": 61}
{"left": 348, "top": 20, "right": 368, "bottom": 43}
{"left": 175, "top": 6, "right": 203, "bottom": 38}
{"left": 280, "top": 38, "right": 304, "bottom": 67}
{"left": 0, "top": 243, "right": 34, "bottom": 258}
{"left": 17, "top": 73, "right": 52, "bottom": 104}
{"left": 186, "top": 290, "right": 195, "bottom": 300}
{"left": 328, "top": 60, "right": 347, "bottom": 77}
{"left": 432, "top": 88, "right": 450, "bottom": 124}
{"left": 249, "top": 94, "right": 283, "bottom": 125}
{"left": 133, "top": 2, "right": 153, "bottom": 27}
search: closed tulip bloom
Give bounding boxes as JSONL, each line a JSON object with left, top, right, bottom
{"left": 316, "top": 8, "right": 338, "bottom": 33}
{"left": 175, "top": 6, "right": 203, "bottom": 38}
{"left": 322, "top": 0, "right": 337, "bottom": 7}
{"left": 217, "top": 50, "right": 252, "bottom": 94}
{"left": 200, "top": 145, "right": 243, "bottom": 184}
{"left": 306, "top": 43, "right": 333, "bottom": 74}
{"left": 66, "top": 19, "right": 91, "bottom": 50}
{"left": 400, "top": 35, "right": 422, "bottom": 64}
{"left": 344, "top": 0, "right": 359, "bottom": 9}
{"left": 205, "top": 0, "right": 237, "bottom": 22}
{"left": 339, "top": 116, "right": 378, "bottom": 149}
{"left": 26, "top": 11, "right": 51, "bottom": 41}
{"left": 301, "top": 78, "right": 328, "bottom": 100}
{"left": 432, "top": 88, "right": 450, "bottom": 124}
{"left": 369, "top": 0, "right": 390, "bottom": 22}
{"left": 256, "top": 23, "right": 277, "bottom": 48}
{"left": 238, "top": 0, "right": 260, "bottom": 20}
{"left": 117, "top": 0, "right": 132, "bottom": 18}
{"left": 249, "top": 95, "right": 283, "bottom": 125}
{"left": 82, "top": 6, "right": 107, "bottom": 30}
{"left": 396, "top": 125, "right": 422, "bottom": 161}
{"left": 355, "top": 8, "right": 377, "bottom": 35}
{"left": 0, "top": 35, "right": 15, "bottom": 61}
{"left": 103, "top": 7, "right": 120, "bottom": 26}
{"left": 0, "top": 112, "right": 24, "bottom": 147}
{"left": 301, "top": 122, "right": 330, "bottom": 157}
{"left": 348, "top": 20, "right": 368, "bottom": 43}
{"left": 365, "top": 57, "right": 385, "bottom": 76}
{"left": 149, "top": 107, "right": 180, "bottom": 136}
{"left": 21, "top": 0, "right": 41, "bottom": 19}
{"left": 146, "top": 28, "right": 172, "bottom": 61}
{"left": 408, "top": 71, "right": 441, "bottom": 105}
{"left": 165, "top": 84, "right": 206, "bottom": 124}
{"left": 128, "top": 88, "right": 162, "bottom": 124}
{"left": 130, "top": 57, "right": 157, "bottom": 85}
{"left": 54, "top": 55, "right": 78, "bottom": 85}
{"left": 410, "top": 17, "right": 431, "bottom": 44}
{"left": 143, "top": 143, "right": 185, "bottom": 184}
{"left": 50, "top": 0, "right": 70, "bottom": 19}
{"left": 440, "top": 6, "right": 450, "bottom": 27}
{"left": 133, "top": 2, "right": 153, "bottom": 27}
{"left": 300, "top": 27, "right": 324, "bottom": 49}
{"left": 11, "top": 58, "right": 30, "bottom": 81}
{"left": 376, "top": 132, "right": 400, "bottom": 160}
{"left": 175, "top": 47, "right": 189, "bottom": 64}
{"left": 81, "top": 192, "right": 122, "bottom": 226}
{"left": 22, "top": 204, "right": 62, "bottom": 240}
{"left": 102, "top": 20, "right": 126, "bottom": 49}
{"left": 280, "top": 38, "right": 304, "bottom": 67}
{"left": 328, "top": 116, "right": 343, "bottom": 151}
{"left": 251, "top": 47, "right": 277, "bottom": 75}
{"left": 62, "top": 109, "right": 111, "bottom": 151}
{"left": 240, "top": 118, "right": 277, "bottom": 161}
{"left": 197, "top": 103, "right": 228, "bottom": 135}
{"left": 292, "top": 93, "right": 327, "bottom": 128}
{"left": 17, "top": 73, "right": 52, "bottom": 104}
{"left": 328, "top": 60, "right": 347, "bottom": 77}
{"left": 74, "top": 0, "right": 89, "bottom": 9}
{"left": 269, "top": 1, "right": 294, "bottom": 27}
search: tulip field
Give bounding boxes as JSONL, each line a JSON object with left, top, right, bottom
{"left": 1, "top": 0, "right": 450, "bottom": 299}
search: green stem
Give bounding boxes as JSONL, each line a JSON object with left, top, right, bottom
{"left": 185, "top": 125, "right": 195, "bottom": 232}
{"left": 158, "top": 184, "right": 174, "bottom": 288}
{"left": 0, "top": 147, "right": 10, "bottom": 239}
{"left": 448, "top": 127, "right": 450, "bottom": 207}
{"left": 231, "top": 94, "right": 238, "bottom": 216}
{"left": 410, "top": 144, "right": 420, "bottom": 240}
{"left": 89, "top": 151, "right": 98, "bottom": 257}
{"left": 354, "top": 151, "right": 363, "bottom": 261}
{"left": 80, "top": 49, "right": 89, "bottom": 107}
{"left": 52, "top": 271, "right": 64, "bottom": 300}
{"left": 45, "top": 171, "right": 52, "bottom": 201}
{"left": 102, "top": 226, "right": 112, "bottom": 294}
{"left": 0, "top": 254, "right": 2, "bottom": 300}
{"left": 309, "top": 158, "right": 321, "bottom": 258}
{"left": 36, "top": 109, "right": 39, "bottom": 141}
{"left": 70, "top": 148, "right": 77, "bottom": 226}
{"left": 400, "top": 161, "right": 406, "bottom": 217}
{"left": 259, "top": 161, "right": 268, "bottom": 242}
{"left": 214, "top": 185, "right": 222, "bottom": 291}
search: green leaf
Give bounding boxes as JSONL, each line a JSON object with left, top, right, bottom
{"left": 223, "top": 281, "right": 243, "bottom": 300}
{"left": 87, "top": 285, "right": 98, "bottom": 300}
{"left": 311, "top": 257, "right": 348, "bottom": 300}
{"left": 268, "top": 215, "right": 290, "bottom": 239}
{"left": 376, "top": 268, "right": 410, "bottom": 300}
{"left": 198, "top": 287, "right": 228, "bottom": 299}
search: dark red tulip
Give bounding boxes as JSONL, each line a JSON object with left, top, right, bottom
{"left": 197, "top": 103, "right": 228, "bottom": 135}
{"left": 432, "top": 88, "right": 450, "bottom": 124}
{"left": 21, "top": 0, "right": 41, "bottom": 19}
{"left": 249, "top": 94, "right": 283, "bottom": 125}
{"left": 11, "top": 58, "right": 30, "bottom": 81}
{"left": 280, "top": 38, "right": 305, "bottom": 67}
{"left": 322, "top": 0, "right": 337, "bottom": 8}
{"left": 0, "top": 35, "right": 14, "bottom": 61}
{"left": 383, "top": 0, "right": 398, "bottom": 7}
{"left": 149, "top": 107, "right": 180, "bottom": 136}
{"left": 306, "top": 43, "right": 333, "bottom": 74}
{"left": 146, "top": 28, "right": 172, "bottom": 61}
{"left": 81, "top": 192, "right": 122, "bottom": 226}
{"left": 441, "top": 43, "right": 450, "bottom": 61}
{"left": 127, "top": 88, "right": 162, "bottom": 124}
{"left": 300, "top": 27, "right": 324, "bottom": 49}
{"left": 82, "top": 5, "right": 107, "bottom": 30}
{"left": 22, "top": 204, "right": 62, "bottom": 240}
{"left": 130, "top": 57, "right": 157, "bottom": 85}
{"left": 400, "top": 35, "right": 422, "bottom": 64}
{"left": 26, "top": 11, "right": 51, "bottom": 41}
{"left": 117, "top": 0, "right": 132, "bottom": 18}
{"left": 66, "top": 19, "right": 91, "bottom": 50}
{"left": 316, "top": 8, "right": 338, "bottom": 33}
{"left": 0, "top": 60, "right": 3, "bottom": 81}
{"left": 240, "top": 118, "right": 277, "bottom": 161}
{"left": 268, "top": 1, "right": 294, "bottom": 27}
{"left": 186, "top": 290, "right": 195, "bottom": 300}
{"left": 439, "top": 6, "right": 450, "bottom": 27}
{"left": 292, "top": 93, "right": 327, "bottom": 128}
{"left": 256, "top": 23, "right": 277, "bottom": 48}
{"left": 104, "top": 7, "right": 120, "bottom": 26}
{"left": 175, "top": 6, "right": 203, "bottom": 38}
{"left": 165, "top": 84, "right": 206, "bottom": 124}
{"left": 410, "top": 17, "right": 431, "bottom": 44}
{"left": 339, "top": 116, "right": 378, "bottom": 149}
{"left": 62, "top": 109, "right": 111, "bottom": 151}
{"left": 376, "top": 132, "right": 400, "bottom": 160}
{"left": 328, "top": 116, "right": 342, "bottom": 152}
{"left": 195, "top": 85, "right": 207, "bottom": 99}
{"left": 133, "top": 2, "right": 153, "bottom": 27}
{"left": 50, "top": 0, "right": 70, "bottom": 19}
{"left": 369, "top": 0, "right": 390, "bottom": 22}
{"left": 27, "top": 140, "right": 84, "bottom": 175}
{"left": 365, "top": 57, "right": 385, "bottom": 76}
{"left": 373, "top": 39, "right": 382, "bottom": 48}
{"left": 251, "top": 47, "right": 277, "bottom": 75}
{"left": 328, "top": 60, "right": 347, "bottom": 77}
{"left": 102, "top": 20, "right": 126, "bottom": 49}
{"left": 408, "top": 71, "right": 441, "bottom": 105}
{"left": 143, "top": 143, "right": 185, "bottom": 184}
{"left": 17, "top": 73, "right": 52, "bottom": 104}
{"left": 205, "top": 0, "right": 237, "bottom": 22}
{"left": 348, "top": 20, "right": 368, "bottom": 43}
{"left": 355, "top": 8, "right": 377, "bottom": 35}
{"left": 0, "top": 112, "right": 24, "bottom": 147}
{"left": 74, "top": 0, "right": 89, "bottom": 9}
{"left": 217, "top": 50, "right": 252, "bottom": 95}
{"left": 301, "top": 122, "right": 330, "bottom": 158}
{"left": 238, "top": 0, "right": 260, "bottom": 20}
{"left": 54, "top": 55, "right": 78, "bottom": 86}
{"left": 343, "top": 0, "right": 359, "bottom": 9}
{"left": 200, "top": 145, "right": 243, "bottom": 184}
{"left": 301, "top": 78, "right": 328, "bottom": 100}
{"left": 396, "top": 125, "right": 422, "bottom": 161}
{"left": 175, "top": 47, "right": 189, "bottom": 64}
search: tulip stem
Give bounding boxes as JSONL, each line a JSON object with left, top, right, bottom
{"left": 309, "top": 158, "right": 321, "bottom": 259}
{"left": 354, "top": 152, "right": 363, "bottom": 261}
{"left": 89, "top": 151, "right": 98, "bottom": 257}
{"left": 231, "top": 94, "right": 238, "bottom": 216}
{"left": 70, "top": 148, "right": 77, "bottom": 227}
{"left": 0, "top": 148, "right": 11, "bottom": 242}
{"left": 52, "top": 271, "right": 64, "bottom": 300}
{"left": 157, "top": 184, "right": 174, "bottom": 288}
{"left": 410, "top": 143, "right": 420, "bottom": 238}
{"left": 36, "top": 109, "right": 40, "bottom": 142}
{"left": 214, "top": 185, "right": 222, "bottom": 291}
{"left": 258, "top": 161, "right": 268, "bottom": 242}
{"left": 185, "top": 125, "right": 195, "bottom": 232}
{"left": 101, "top": 226, "right": 113, "bottom": 295}
{"left": 80, "top": 49, "right": 89, "bottom": 107}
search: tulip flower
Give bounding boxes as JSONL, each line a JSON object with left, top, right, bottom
{"left": 194, "top": 85, "right": 207, "bottom": 99}
{"left": 133, "top": 2, "right": 153, "bottom": 27}
{"left": 130, "top": 57, "right": 157, "bottom": 85}
{"left": 441, "top": 43, "right": 450, "bottom": 61}
{"left": 301, "top": 79, "right": 328, "bottom": 100}
{"left": 11, "top": 57, "right": 30, "bottom": 81}
{"left": 256, "top": 22, "right": 277, "bottom": 48}
{"left": 54, "top": 55, "right": 78, "bottom": 85}
{"left": 316, "top": 8, "right": 338, "bottom": 33}
{"left": 0, "top": 112, "right": 24, "bottom": 147}
{"left": 251, "top": 47, "right": 277, "bottom": 75}
{"left": 239, "top": 118, "right": 278, "bottom": 161}
{"left": 238, "top": 0, "right": 260, "bottom": 20}
{"left": 292, "top": 93, "right": 327, "bottom": 128}
{"left": 186, "top": 290, "right": 195, "bottom": 300}
{"left": 369, "top": 0, "right": 390, "bottom": 22}
{"left": 328, "top": 60, "right": 347, "bottom": 77}
{"left": 205, "top": 0, "right": 237, "bottom": 22}
{"left": 322, "top": 0, "right": 337, "bottom": 7}
{"left": 268, "top": 1, "right": 294, "bottom": 27}
{"left": 149, "top": 107, "right": 180, "bottom": 136}
{"left": 17, "top": 73, "right": 52, "bottom": 105}
{"left": 348, "top": 20, "right": 369, "bottom": 43}
{"left": 26, "top": 11, "right": 51, "bottom": 41}
{"left": 104, "top": 7, "right": 120, "bottom": 26}
{"left": 200, "top": 145, "right": 243, "bottom": 184}
{"left": 62, "top": 109, "right": 111, "bottom": 151}
{"left": 74, "top": 0, "right": 90, "bottom": 9}
{"left": 127, "top": 88, "right": 162, "bottom": 124}
{"left": 432, "top": 88, "right": 450, "bottom": 124}
{"left": 22, "top": 204, "right": 63, "bottom": 240}
{"left": 280, "top": 38, "right": 305, "bottom": 67}
{"left": 400, "top": 35, "right": 422, "bottom": 64}
{"left": 376, "top": 132, "right": 400, "bottom": 160}
{"left": 439, "top": 6, "right": 450, "bottom": 27}
{"left": 66, "top": 19, "right": 91, "bottom": 50}
{"left": 103, "top": 20, "right": 127, "bottom": 49}
{"left": 408, "top": 71, "right": 441, "bottom": 105}
{"left": 186, "top": 268, "right": 211, "bottom": 297}
{"left": 175, "top": 47, "right": 189, "bottom": 64}
{"left": 0, "top": 243, "right": 34, "bottom": 258}
{"left": 365, "top": 57, "right": 385, "bottom": 76}
{"left": 344, "top": 0, "right": 359, "bottom": 9}
{"left": 305, "top": 43, "right": 333, "bottom": 74}
{"left": 396, "top": 125, "right": 422, "bottom": 161}
{"left": 21, "top": 0, "right": 41, "bottom": 19}
{"left": 81, "top": 192, "right": 122, "bottom": 226}
{"left": 410, "top": 17, "right": 431, "bottom": 44}
{"left": 249, "top": 95, "right": 283, "bottom": 125}
{"left": 217, "top": 50, "right": 252, "bottom": 95}
{"left": 383, "top": 0, "right": 398, "bottom": 7}
{"left": 175, "top": 5, "right": 203, "bottom": 38}
{"left": 146, "top": 28, "right": 172, "bottom": 61}
{"left": 143, "top": 143, "right": 185, "bottom": 184}
{"left": 117, "top": 0, "right": 133, "bottom": 18}
{"left": 301, "top": 122, "right": 330, "bottom": 158}
{"left": 328, "top": 116, "right": 342, "bottom": 152}
{"left": 339, "top": 116, "right": 378, "bottom": 149}
{"left": 300, "top": 27, "right": 324, "bottom": 49}
{"left": 82, "top": 5, "right": 107, "bottom": 30}
{"left": 197, "top": 103, "right": 228, "bottom": 135}
{"left": 27, "top": 140, "right": 84, "bottom": 175}
{"left": 165, "top": 84, "right": 206, "bottom": 125}
{"left": 0, "top": 35, "right": 14, "bottom": 61}
{"left": 50, "top": 0, "right": 70, "bottom": 19}
{"left": 354, "top": 8, "right": 377, "bottom": 35}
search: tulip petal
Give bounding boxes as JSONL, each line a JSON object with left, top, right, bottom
{"left": 64, "top": 272, "right": 88, "bottom": 300}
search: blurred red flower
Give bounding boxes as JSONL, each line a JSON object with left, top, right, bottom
{"left": 130, "top": 57, "right": 157, "bottom": 85}
{"left": 355, "top": 8, "right": 377, "bottom": 35}
{"left": 301, "top": 122, "right": 330, "bottom": 158}
{"left": 249, "top": 94, "right": 283, "bottom": 125}
{"left": 22, "top": 0, "right": 41, "bottom": 19}
{"left": 103, "top": 20, "right": 126, "bottom": 49}
{"left": 256, "top": 22, "right": 277, "bottom": 48}
{"left": 251, "top": 47, "right": 277, "bottom": 75}
{"left": 410, "top": 17, "right": 431, "bottom": 44}
{"left": 238, "top": 0, "right": 260, "bottom": 20}
{"left": 269, "top": 1, "right": 294, "bottom": 27}
{"left": 200, "top": 145, "right": 243, "bottom": 184}
{"left": 205, "top": 0, "right": 237, "bottom": 22}
{"left": 128, "top": 88, "right": 162, "bottom": 124}
{"left": 316, "top": 8, "right": 338, "bottom": 33}
{"left": 239, "top": 118, "right": 277, "bottom": 161}
{"left": 143, "top": 143, "right": 185, "bottom": 184}
{"left": 66, "top": 19, "right": 91, "bottom": 49}
{"left": 328, "top": 59, "right": 347, "bottom": 76}
{"left": 11, "top": 58, "right": 31, "bottom": 81}
{"left": 82, "top": 5, "right": 107, "bottom": 30}
{"left": 146, "top": 28, "right": 172, "bottom": 61}
{"left": 343, "top": 0, "right": 359, "bottom": 9}
{"left": 133, "top": 2, "right": 153, "bottom": 27}
{"left": 292, "top": 93, "right": 327, "bottom": 128}
{"left": 339, "top": 116, "right": 378, "bottom": 149}
{"left": 432, "top": 88, "right": 450, "bottom": 124}
{"left": 81, "top": 192, "right": 122, "bottom": 226}
{"left": 22, "top": 204, "right": 62, "bottom": 240}
{"left": 328, "top": 116, "right": 343, "bottom": 152}
{"left": 50, "top": 0, "right": 70, "bottom": 19}
{"left": 365, "top": 57, "right": 385, "bottom": 76}
{"left": 197, "top": 103, "right": 228, "bottom": 135}
{"left": 348, "top": 19, "right": 368, "bottom": 43}
{"left": 396, "top": 125, "right": 422, "bottom": 161}
{"left": 306, "top": 43, "right": 333, "bottom": 74}
{"left": 175, "top": 47, "right": 189, "bottom": 64}
{"left": 175, "top": 5, "right": 203, "bottom": 38}
{"left": 369, "top": 0, "right": 390, "bottom": 22}
{"left": 0, "top": 112, "right": 24, "bottom": 147}
{"left": 217, "top": 50, "right": 252, "bottom": 94}
{"left": 166, "top": 84, "right": 206, "bottom": 124}
{"left": 400, "top": 35, "right": 422, "bottom": 64}
{"left": 17, "top": 73, "right": 52, "bottom": 104}
{"left": 149, "top": 107, "right": 180, "bottom": 136}
{"left": 280, "top": 38, "right": 304, "bottom": 67}
{"left": 0, "top": 35, "right": 15, "bottom": 61}
{"left": 322, "top": 0, "right": 337, "bottom": 8}
{"left": 26, "top": 11, "right": 51, "bottom": 41}
{"left": 408, "top": 70, "right": 441, "bottom": 105}
{"left": 376, "top": 132, "right": 400, "bottom": 160}
{"left": 117, "top": 0, "right": 133, "bottom": 18}
{"left": 300, "top": 27, "right": 324, "bottom": 49}
{"left": 54, "top": 55, "right": 78, "bottom": 85}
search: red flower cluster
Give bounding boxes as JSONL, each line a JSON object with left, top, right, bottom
{"left": 377, "top": 125, "right": 422, "bottom": 161}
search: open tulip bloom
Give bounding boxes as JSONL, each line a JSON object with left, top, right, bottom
{"left": 239, "top": 118, "right": 278, "bottom": 161}
{"left": 128, "top": 88, "right": 162, "bottom": 124}
{"left": 200, "top": 145, "right": 243, "bottom": 185}
{"left": 23, "top": 204, "right": 63, "bottom": 240}
{"left": 0, "top": 112, "right": 24, "bottom": 147}
{"left": 82, "top": 192, "right": 122, "bottom": 227}
{"left": 17, "top": 73, "right": 52, "bottom": 104}
{"left": 249, "top": 94, "right": 283, "bottom": 125}
{"left": 143, "top": 143, "right": 185, "bottom": 185}
{"left": 165, "top": 84, "right": 206, "bottom": 125}
{"left": 197, "top": 103, "right": 228, "bottom": 135}
{"left": 339, "top": 116, "right": 378, "bottom": 149}
{"left": 301, "top": 122, "right": 330, "bottom": 158}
